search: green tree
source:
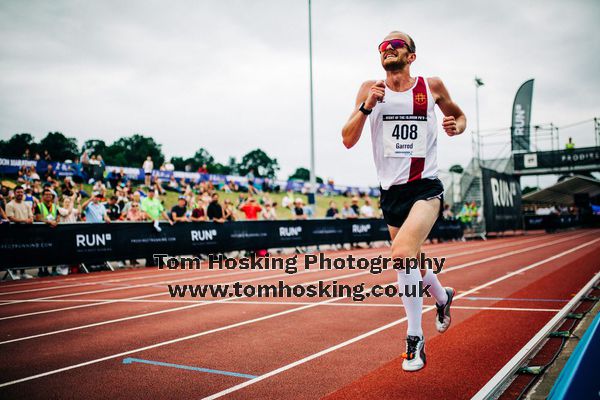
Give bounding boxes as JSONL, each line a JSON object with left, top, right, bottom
{"left": 82, "top": 139, "right": 107, "bottom": 157}
{"left": 211, "top": 162, "right": 232, "bottom": 175}
{"left": 189, "top": 148, "right": 215, "bottom": 171}
{"left": 237, "top": 149, "right": 280, "bottom": 178}
{"left": 39, "top": 132, "right": 78, "bottom": 161}
{"left": 0, "top": 133, "right": 38, "bottom": 158}
{"left": 449, "top": 164, "right": 464, "bottom": 174}
{"left": 226, "top": 156, "right": 238, "bottom": 175}
{"left": 170, "top": 156, "right": 187, "bottom": 171}
{"left": 289, "top": 167, "right": 323, "bottom": 183}
{"left": 104, "top": 134, "right": 164, "bottom": 167}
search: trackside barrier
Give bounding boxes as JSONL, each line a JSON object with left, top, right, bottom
{"left": 0, "top": 219, "right": 463, "bottom": 269}
{"left": 548, "top": 311, "right": 600, "bottom": 399}
{"left": 471, "top": 273, "right": 600, "bottom": 400}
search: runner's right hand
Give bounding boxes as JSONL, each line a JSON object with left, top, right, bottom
{"left": 364, "top": 80, "right": 385, "bottom": 109}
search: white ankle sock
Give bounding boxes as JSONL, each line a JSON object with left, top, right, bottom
{"left": 423, "top": 268, "right": 448, "bottom": 306}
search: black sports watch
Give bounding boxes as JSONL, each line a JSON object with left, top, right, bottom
{"left": 359, "top": 102, "right": 372, "bottom": 115}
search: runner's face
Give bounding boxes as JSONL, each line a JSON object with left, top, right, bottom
{"left": 380, "top": 33, "right": 413, "bottom": 71}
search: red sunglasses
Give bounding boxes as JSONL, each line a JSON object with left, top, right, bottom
{"left": 378, "top": 39, "right": 413, "bottom": 53}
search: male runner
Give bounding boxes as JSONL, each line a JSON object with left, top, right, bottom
{"left": 342, "top": 31, "right": 466, "bottom": 371}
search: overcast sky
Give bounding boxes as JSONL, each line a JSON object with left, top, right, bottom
{"left": 1, "top": 0, "right": 598, "bottom": 188}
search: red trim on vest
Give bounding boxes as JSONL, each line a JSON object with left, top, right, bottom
{"left": 408, "top": 77, "right": 427, "bottom": 182}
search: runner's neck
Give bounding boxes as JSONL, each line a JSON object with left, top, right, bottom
{"left": 385, "top": 69, "right": 415, "bottom": 92}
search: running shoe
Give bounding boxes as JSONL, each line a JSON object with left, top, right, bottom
{"left": 402, "top": 335, "right": 426, "bottom": 371}
{"left": 435, "top": 287, "right": 455, "bottom": 333}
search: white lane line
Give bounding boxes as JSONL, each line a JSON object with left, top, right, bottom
{"left": 0, "top": 236, "right": 596, "bottom": 388}
{"left": 0, "top": 253, "right": 312, "bottom": 295}
{"left": 0, "top": 230, "right": 587, "bottom": 320}
{"left": 0, "top": 229, "right": 591, "bottom": 345}
{"left": 201, "top": 236, "right": 600, "bottom": 400}
{"left": 0, "top": 269, "right": 372, "bottom": 345}
{"left": 0, "top": 298, "right": 563, "bottom": 312}
{"left": 0, "top": 229, "right": 586, "bottom": 332}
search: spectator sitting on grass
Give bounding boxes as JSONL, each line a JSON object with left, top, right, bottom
{"left": 152, "top": 177, "right": 166, "bottom": 195}
{"left": 60, "top": 176, "right": 76, "bottom": 197}
{"left": 165, "top": 175, "right": 181, "bottom": 193}
{"left": 171, "top": 196, "right": 190, "bottom": 223}
{"left": 29, "top": 166, "right": 40, "bottom": 182}
{"left": 281, "top": 190, "right": 293, "bottom": 209}
{"left": 44, "top": 164, "right": 57, "bottom": 184}
{"left": 115, "top": 183, "right": 129, "bottom": 206}
{"left": 17, "top": 165, "right": 27, "bottom": 184}
{"left": 293, "top": 198, "right": 307, "bottom": 220}
{"left": 92, "top": 179, "right": 107, "bottom": 199}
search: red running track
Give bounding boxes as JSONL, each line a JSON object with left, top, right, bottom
{"left": 0, "top": 229, "right": 598, "bottom": 399}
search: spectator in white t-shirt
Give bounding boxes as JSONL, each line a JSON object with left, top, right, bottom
{"left": 281, "top": 190, "right": 293, "bottom": 209}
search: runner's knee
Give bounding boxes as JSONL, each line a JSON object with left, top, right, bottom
{"left": 391, "top": 242, "right": 418, "bottom": 261}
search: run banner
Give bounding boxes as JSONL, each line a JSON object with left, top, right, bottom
{"left": 511, "top": 79, "right": 534, "bottom": 152}
{"left": 481, "top": 168, "right": 522, "bottom": 232}
{"left": 513, "top": 146, "right": 600, "bottom": 172}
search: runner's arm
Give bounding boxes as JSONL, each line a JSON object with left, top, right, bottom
{"left": 428, "top": 77, "right": 466, "bottom": 136}
{"left": 341, "top": 80, "right": 378, "bottom": 148}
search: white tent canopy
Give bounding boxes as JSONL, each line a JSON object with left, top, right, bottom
{"left": 522, "top": 175, "right": 600, "bottom": 205}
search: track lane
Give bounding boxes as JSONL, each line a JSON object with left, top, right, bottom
{"left": 1, "top": 230, "right": 596, "bottom": 398}
{"left": 0, "top": 231, "right": 589, "bottom": 339}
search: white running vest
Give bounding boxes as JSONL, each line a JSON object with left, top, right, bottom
{"left": 369, "top": 76, "right": 439, "bottom": 190}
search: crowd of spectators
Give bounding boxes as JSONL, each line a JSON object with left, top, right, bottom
{"left": 0, "top": 154, "right": 384, "bottom": 234}
{"left": 1, "top": 152, "right": 388, "bottom": 278}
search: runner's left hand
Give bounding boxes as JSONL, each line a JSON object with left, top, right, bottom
{"left": 443, "top": 116, "right": 458, "bottom": 136}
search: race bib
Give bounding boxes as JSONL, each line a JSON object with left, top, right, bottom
{"left": 383, "top": 115, "right": 427, "bottom": 158}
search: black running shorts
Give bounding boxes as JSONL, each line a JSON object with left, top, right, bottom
{"left": 380, "top": 177, "right": 444, "bottom": 228}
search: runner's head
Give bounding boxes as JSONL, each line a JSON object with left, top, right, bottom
{"left": 379, "top": 31, "right": 416, "bottom": 72}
